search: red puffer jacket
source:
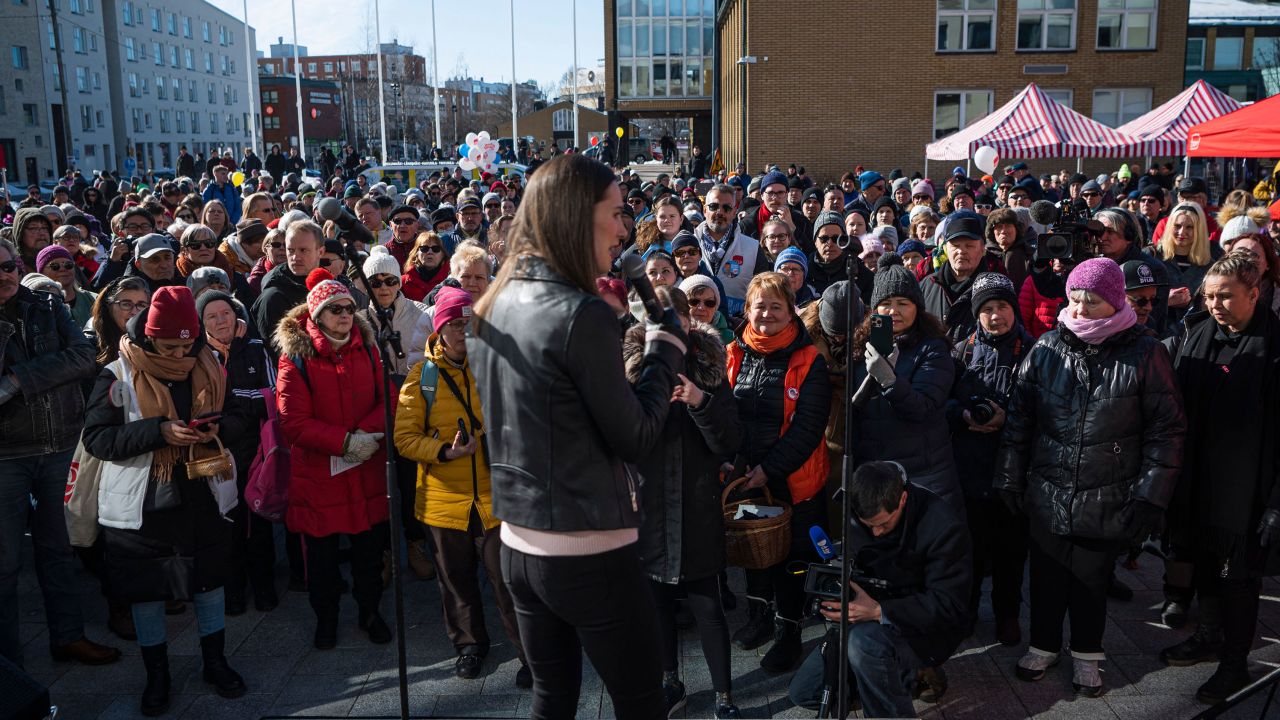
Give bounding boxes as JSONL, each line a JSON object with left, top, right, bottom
{"left": 400, "top": 261, "right": 450, "bottom": 303}
{"left": 274, "top": 304, "right": 389, "bottom": 537}
{"left": 1018, "top": 272, "right": 1063, "bottom": 339}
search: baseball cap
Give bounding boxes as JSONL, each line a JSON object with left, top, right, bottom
{"left": 1122, "top": 260, "right": 1167, "bottom": 290}
{"left": 1177, "top": 177, "right": 1208, "bottom": 196}
{"left": 944, "top": 211, "right": 985, "bottom": 243}
{"left": 135, "top": 234, "right": 174, "bottom": 259}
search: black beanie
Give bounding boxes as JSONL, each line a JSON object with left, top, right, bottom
{"left": 969, "top": 273, "right": 1018, "bottom": 319}
{"left": 670, "top": 230, "right": 699, "bottom": 254}
{"left": 194, "top": 290, "right": 236, "bottom": 322}
{"left": 869, "top": 253, "right": 925, "bottom": 310}
{"left": 818, "top": 281, "right": 865, "bottom": 336}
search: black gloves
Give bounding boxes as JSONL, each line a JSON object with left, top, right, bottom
{"left": 1258, "top": 509, "right": 1280, "bottom": 548}
{"left": 1129, "top": 501, "right": 1165, "bottom": 543}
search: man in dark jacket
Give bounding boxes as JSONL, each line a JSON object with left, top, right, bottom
{"left": 241, "top": 148, "right": 263, "bottom": 176}
{"left": 919, "top": 211, "right": 1006, "bottom": 343}
{"left": 808, "top": 211, "right": 853, "bottom": 295}
{"left": 738, "top": 170, "right": 815, "bottom": 255}
{"left": 177, "top": 146, "right": 196, "bottom": 179}
{"left": 252, "top": 220, "right": 322, "bottom": 354}
{"left": 0, "top": 239, "right": 120, "bottom": 668}
{"left": 788, "top": 462, "right": 971, "bottom": 718}
{"left": 265, "top": 145, "right": 287, "bottom": 180}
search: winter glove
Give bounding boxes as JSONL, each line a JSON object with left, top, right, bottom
{"left": 1257, "top": 509, "right": 1280, "bottom": 548}
{"left": 864, "top": 343, "right": 899, "bottom": 389}
{"left": 342, "top": 431, "right": 384, "bottom": 464}
{"left": 644, "top": 307, "right": 688, "bottom": 373}
{"left": 1128, "top": 501, "right": 1165, "bottom": 543}
{"left": 997, "top": 489, "right": 1024, "bottom": 517}
{"left": 0, "top": 375, "right": 18, "bottom": 407}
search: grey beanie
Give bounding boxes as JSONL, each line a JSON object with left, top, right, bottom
{"left": 185, "top": 266, "right": 230, "bottom": 296}
{"left": 869, "top": 252, "right": 925, "bottom": 310}
{"left": 813, "top": 210, "right": 844, "bottom": 239}
{"left": 818, "top": 280, "right": 865, "bottom": 336}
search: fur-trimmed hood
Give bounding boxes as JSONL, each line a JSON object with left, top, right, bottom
{"left": 622, "top": 321, "right": 726, "bottom": 391}
{"left": 273, "top": 302, "right": 376, "bottom": 359}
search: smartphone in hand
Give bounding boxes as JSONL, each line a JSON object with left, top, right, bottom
{"left": 456, "top": 418, "right": 470, "bottom": 445}
{"left": 869, "top": 314, "right": 894, "bottom": 356}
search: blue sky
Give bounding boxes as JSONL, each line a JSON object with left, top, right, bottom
{"left": 210, "top": 0, "right": 606, "bottom": 90}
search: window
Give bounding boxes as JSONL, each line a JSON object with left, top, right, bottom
{"left": 90, "top": 34, "right": 97, "bottom": 51}
{"left": 125, "top": 37, "right": 135, "bottom": 61}
{"left": 92, "top": 72, "right": 100, "bottom": 89}
{"left": 221, "top": 56, "right": 229, "bottom": 74}
{"left": 47, "top": 21, "right": 53, "bottom": 51}
{"left": 1186, "top": 37, "right": 1205, "bottom": 70}
{"left": 150, "top": 7, "right": 160, "bottom": 31}
{"left": 307, "top": 62, "right": 316, "bottom": 74}
{"left": 1093, "top": 88, "right": 1151, "bottom": 126}
{"left": 151, "top": 42, "right": 159, "bottom": 64}
{"left": 204, "top": 52, "right": 212, "bottom": 72}
{"left": 167, "top": 13, "right": 176, "bottom": 35}
{"left": 52, "top": 65, "right": 61, "bottom": 91}
{"left": 171, "top": 77, "right": 179, "bottom": 99}
{"left": 1097, "top": 0, "right": 1156, "bottom": 50}
{"left": 85, "top": 143, "right": 96, "bottom": 157}
{"left": 210, "top": 113, "right": 218, "bottom": 133}
{"left": 188, "top": 79, "right": 197, "bottom": 102}
{"left": 191, "top": 112, "right": 199, "bottom": 133}
{"left": 208, "top": 82, "right": 215, "bottom": 104}
{"left": 24, "top": 103, "right": 39, "bottom": 126}
{"left": 1016, "top": 0, "right": 1075, "bottom": 51}
{"left": 76, "top": 66, "right": 87, "bottom": 91}
{"left": 128, "top": 72, "right": 138, "bottom": 97}
{"left": 182, "top": 17, "right": 191, "bottom": 38}
{"left": 184, "top": 48, "right": 194, "bottom": 69}
{"left": 159, "top": 109, "right": 169, "bottom": 132}
{"left": 937, "top": 0, "right": 995, "bottom": 52}
{"left": 10, "top": 46, "right": 27, "bottom": 69}
{"left": 70, "top": 0, "right": 81, "bottom": 14}
{"left": 219, "top": 26, "right": 228, "bottom": 46}
{"left": 80, "top": 104, "right": 91, "bottom": 131}
{"left": 144, "top": 111, "right": 151, "bottom": 129}
{"left": 202, "top": 22, "right": 211, "bottom": 42}
{"left": 933, "top": 89, "right": 993, "bottom": 139}
{"left": 176, "top": 110, "right": 185, "bottom": 133}
{"left": 264, "top": 116, "right": 279, "bottom": 129}
{"left": 73, "top": 28, "right": 86, "bottom": 53}
{"left": 1043, "top": 88, "right": 1073, "bottom": 107}
{"left": 155, "top": 75, "right": 165, "bottom": 98}
{"left": 323, "top": 61, "right": 333, "bottom": 73}
{"left": 338, "top": 60, "right": 346, "bottom": 71}
{"left": 1214, "top": 36, "right": 1244, "bottom": 70}
{"left": 122, "top": 0, "right": 132, "bottom": 25}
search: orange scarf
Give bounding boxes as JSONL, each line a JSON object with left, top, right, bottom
{"left": 742, "top": 318, "right": 799, "bottom": 356}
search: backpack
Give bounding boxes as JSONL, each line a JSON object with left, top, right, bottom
{"left": 245, "top": 384, "right": 290, "bottom": 521}
{"left": 418, "top": 359, "right": 438, "bottom": 415}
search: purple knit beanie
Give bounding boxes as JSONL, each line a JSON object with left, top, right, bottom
{"left": 1065, "top": 258, "right": 1126, "bottom": 311}
{"left": 35, "top": 244, "right": 74, "bottom": 273}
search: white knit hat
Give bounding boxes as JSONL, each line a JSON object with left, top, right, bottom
{"left": 363, "top": 244, "right": 402, "bottom": 279}
{"left": 1221, "top": 214, "right": 1260, "bottom": 247}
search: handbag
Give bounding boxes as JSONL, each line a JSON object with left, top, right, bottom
{"left": 185, "top": 434, "right": 234, "bottom": 480}
{"left": 64, "top": 438, "right": 104, "bottom": 548}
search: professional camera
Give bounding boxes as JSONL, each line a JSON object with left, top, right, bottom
{"left": 1031, "top": 199, "right": 1104, "bottom": 262}
{"left": 964, "top": 395, "right": 997, "bottom": 425}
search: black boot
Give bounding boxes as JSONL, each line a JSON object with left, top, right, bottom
{"left": 139, "top": 643, "right": 170, "bottom": 717}
{"left": 314, "top": 608, "right": 339, "bottom": 650}
{"left": 359, "top": 610, "right": 393, "bottom": 644}
{"left": 731, "top": 598, "right": 774, "bottom": 651}
{"left": 1161, "top": 597, "right": 1223, "bottom": 667}
{"left": 760, "top": 617, "right": 802, "bottom": 673}
{"left": 200, "top": 630, "right": 247, "bottom": 698}
{"left": 1196, "top": 659, "right": 1252, "bottom": 704}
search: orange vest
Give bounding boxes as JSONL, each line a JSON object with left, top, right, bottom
{"left": 725, "top": 342, "right": 829, "bottom": 504}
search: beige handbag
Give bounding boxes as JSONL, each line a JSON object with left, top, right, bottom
{"left": 185, "top": 435, "right": 234, "bottom": 480}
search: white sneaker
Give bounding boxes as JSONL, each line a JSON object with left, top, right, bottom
{"left": 1015, "top": 649, "right": 1059, "bottom": 681}
{"left": 1072, "top": 657, "right": 1104, "bottom": 697}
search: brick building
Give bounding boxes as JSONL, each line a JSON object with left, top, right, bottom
{"left": 713, "top": 0, "right": 1188, "bottom": 183}
{"left": 1186, "top": 0, "right": 1280, "bottom": 103}
{"left": 258, "top": 76, "right": 343, "bottom": 154}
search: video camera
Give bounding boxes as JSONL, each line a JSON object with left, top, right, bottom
{"left": 1030, "top": 199, "right": 1104, "bottom": 262}
{"left": 799, "top": 527, "right": 895, "bottom": 611}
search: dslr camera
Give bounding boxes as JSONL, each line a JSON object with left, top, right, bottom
{"left": 1033, "top": 199, "right": 1104, "bottom": 262}
{"left": 963, "top": 395, "right": 998, "bottom": 425}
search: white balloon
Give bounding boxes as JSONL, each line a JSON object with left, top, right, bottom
{"left": 973, "top": 145, "right": 1000, "bottom": 174}
{"left": 468, "top": 146, "right": 485, "bottom": 162}
{"left": 477, "top": 130, "right": 491, "bottom": 143}
{"left": 458, "top": 157, "right": 476, "bottom": 171}
{"left": 466, "top": 132, "right": 479, "bottom": 147}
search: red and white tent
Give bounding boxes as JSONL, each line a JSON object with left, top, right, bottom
{"left": 1117, "top": 80, "right": 1243, "bottom": 157}
{"left": 926, "top": 83, "right": 1146, "bottom": 161}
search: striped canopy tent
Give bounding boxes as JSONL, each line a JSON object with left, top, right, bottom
{"left": 1117, "top": 80, "right": 1243, "bottom": 157}
{"left": 926, "top": 83, "right": 1146, "bottom": 162}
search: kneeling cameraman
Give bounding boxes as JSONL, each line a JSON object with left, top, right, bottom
{"left": 788, "top": 462, "right": 972, "bottom": 718}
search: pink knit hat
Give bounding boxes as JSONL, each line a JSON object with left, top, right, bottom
{"left": 433, "top": 286, "right": 473, "bottom": 333}
{"left": 1065, "top": 257, "right": 1127, "bottom": 312}
{"left": 305, "top": 268, "right": 354, "bottom": 319}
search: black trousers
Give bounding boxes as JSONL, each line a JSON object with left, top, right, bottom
{"left": 304, "top": 522, "right": 389, "bottom": 619}
{"left": 650, "top": 575, "right": 731, "bottom": 693}
{"left": 226, "top": 499, "right": 275, "bottom": 600}
{"left": 1028, "top": 525, "right": 1116, "bottom": 657}
{"left": 744, "top": 495, "right": 827, "bottom": 621}
{"left": 965, "top": 497, "right": 1029, "bottom": 623}
{"left": 1193, "top": 557, "right": 1262, "bottom": 668}
{"left": 395, "top": 455, "right": 426, "bottom": 543}
{"left": 501, "top": 543, "right": 665, "bottom": 720}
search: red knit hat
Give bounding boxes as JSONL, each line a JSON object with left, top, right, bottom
{"left": 145, "top": 286, "right": 200, "bottom": 340}
{"left": 305, "top": 268, "right": 354, "bottom": 319}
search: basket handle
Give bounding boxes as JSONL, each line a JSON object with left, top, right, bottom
{"left": 721, "top": 474, "right": 775, "bottom": 511}
{"left": 186, "top": 431, "right": 227, "bottom": 460}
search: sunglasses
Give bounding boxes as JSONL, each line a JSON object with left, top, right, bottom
{"left": 418, "top": 245, "right": 443, "bottom": 254}
{"left": 266, "top": 242, "right": 285, "bottom": 250}
{"left": 673, "top": 248, "right": 700, "bottom": 259}
{"left": 975, "top": 204, "right": 993, "bottom": 211}
{"left": 1081, "top": 191, "right": 1101, "bottom": 198}
{"left": 318, "top": 258, "right": 335, "bottom": 267}
{"left": 45, "top": 261, "right": 75, "bottom": 272}
{"left": 184, "top": 239, "right": 218, "bottom": 249}
{"left": 324, "top": 303, "right": 356, "bottom": 316}
{"left": 368, "top": 276, "right": 400, "bottom": 289}
{"left": 390, "top": 217, "right": 417, "bottom": 225}
{"left": 1127, "top": 295, "right": 1153, "bottom": 308}
{"left": 0, "top": 260, "right": 17, "bottom": 274}
{"left": 705, "top": 202, "right": 730, "bottom": 212}
{"left": 816, "top": 234, "right": 842, "bottom": 244}
{"left": 688, "top": 298, "right": 717, "bottom": 309}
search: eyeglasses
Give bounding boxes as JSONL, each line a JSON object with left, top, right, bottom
{"left": 762, "top": 189, "right": 786, "bottom": 198}
{"left": 112, "top": 299, "right": 149, "bottom": 312}
{"left": 673, "top": 248, "right": 700, "bottom": 259}
{"left": 688, "top": 298, "right": 717, "bottom": 308}
{"left": 763, "top": 233, "right": 790, "bottom": 242}
{"left": 390, "top": 217, "right": 418, "bottom": 226}
{"left": 183, "top": 239, "right": 218, "bottom": 249}
{"left": 627, "top": 198, "right": 645, "bottom": 206}
{"left": 44, "top": 261, "right": 75, "bottom": 272}
{"left": 705, "top": 202, "right": 730, "bottom": 212}
{"left": 369, "top": 276, "right": 400, "bottom": 289}
{"left": 0, "top": 260, "right": 17, "bottom": 274}
{"left": 324, "top": 303, "right": 356, "bottom": 316}
{"left": 816, "top": 234, "right": 842, "bottom": 244}
{"left": 442, "top": 318, "right": 468, "bottom": 332}
{"left": 418, "top": 245, "right": 443, "bottom": 254}
{"left": 123, "top": 222, "right": 153, "bottom": 233}
{"left": 1126, "top": 295, "right": 1153, "bottom": 308}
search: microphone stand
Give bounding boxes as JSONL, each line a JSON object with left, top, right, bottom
{"left": 343, "top": 233, "right": 411, "bottom": 720}
{"left": 833, "top": 235, "right": 860, "bottom": 718}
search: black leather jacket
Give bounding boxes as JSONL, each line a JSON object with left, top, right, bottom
{"left": 0, "top": 287, "right": 96, "bottom": 458}
{"left": 468, "top": 255, "right": 682, "bottom": 532}
{"left": 994, "top": 325, "right": 1186, "bottom": 539}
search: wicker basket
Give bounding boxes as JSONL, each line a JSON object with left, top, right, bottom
{"left": 722, "top": 476, "right": 792, "bottom": 570}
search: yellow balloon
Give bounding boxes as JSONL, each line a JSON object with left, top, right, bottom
{"left": 231, "top": 171, "right": 245, "bottom": 187}
{"left": 615, "top": 126, "right": 624, "bottom": 139}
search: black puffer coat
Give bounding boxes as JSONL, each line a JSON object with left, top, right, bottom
{"left": 948, "top": 326, "right": 1033, "bottom": 500}
{"left": 625, "top": 323, "right": 741, "bottom": 583}
{"left": 994, "top": 325, "right": 1186, "bottom": 540}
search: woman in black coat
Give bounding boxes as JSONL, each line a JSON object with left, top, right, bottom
{"left": 624, "top": 287, "right": 742, "bottom": 719}
{"left": 196, "top": 291, "right": 278, "bottom": 614}
{"left": 995, "top": 258, "right": 1185, "bottom": 698}
{"left": 1161, "top": 250, "right": 1280, "bottom": 704}
{"left": 82, "top": 286, "right": 248, "bottom": 716}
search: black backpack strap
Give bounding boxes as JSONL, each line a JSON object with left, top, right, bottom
{"left": 437, "top": 365, "right": 488, "bottom": 466}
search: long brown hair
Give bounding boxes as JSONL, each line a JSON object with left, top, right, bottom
{"left": 90, "top": 276, "right": 150, "bottom": 365}
{"left": 475, "top": 154, "right": 617, "bottom": 319}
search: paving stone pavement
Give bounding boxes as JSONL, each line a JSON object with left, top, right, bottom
{"left": 14, "top": 534, "right": 1280, "bottom": 719}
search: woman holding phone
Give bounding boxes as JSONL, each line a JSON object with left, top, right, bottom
{"left": 468, "top": 154, "right": 687, "bottom": 719}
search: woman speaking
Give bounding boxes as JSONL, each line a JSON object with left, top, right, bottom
{"left": 468, "top": 154, "right": 687, "bottom": 719}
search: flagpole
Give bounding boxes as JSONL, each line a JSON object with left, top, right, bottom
{"left": 432, "top": 0, "right": 442, "bottom": 152}
{"left": 510, "top": 0, "right": 517, "bottom": 161}
{"left": 572, "top": 0, "right": 579, "bottom": 149}
{"left": 242, "top": 0, "right": 257, "bottom": 158}
{"left": 375, "top": 0, "right": 388, "bottom": 164}
{"left": 291, "top": 0, "right": 305, "bottom": 162}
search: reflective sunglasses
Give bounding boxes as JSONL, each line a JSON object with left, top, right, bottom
{"left": 1126, "top": 295, "right": 1153, "bottom": 308}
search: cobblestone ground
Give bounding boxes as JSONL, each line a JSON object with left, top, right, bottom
{"left": 14, "top": 533, "right": 1280, "bottom": 719}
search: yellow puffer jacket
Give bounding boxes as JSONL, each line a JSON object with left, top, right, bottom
{"left": 392, "top": 335, "right": 494, "bottom": 532}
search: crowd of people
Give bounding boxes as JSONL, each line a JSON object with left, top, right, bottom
{"left": 2, "top": 144, "right": 1280, "bottom": 719}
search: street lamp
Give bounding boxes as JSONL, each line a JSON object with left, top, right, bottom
{"left": 389, "top": 82, "right": 405, "bottom": 161}
{"left": 451, "top": 103, "right": 458, "bottom": 149}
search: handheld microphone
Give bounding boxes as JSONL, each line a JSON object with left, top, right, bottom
{"left": 1029, "top": 199, "right": 1059, "bottom": 227}
{"left": 316, "top": 196, "right": 376, "bottom": 249}
{"left": 810, "top": 526, "right": 835, "bottom": 561}
{"left": 620, "top": 253, "right": 666, "bottom": 323}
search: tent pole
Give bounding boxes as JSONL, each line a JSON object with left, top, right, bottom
{"left": 1185, "top": 155, "right": 1191, "bottom": 177}
{"left": 924, "top": 158, "right": 929, "bottom": 179}
{"left": 967, "top": 159, "right": 971, "bottom": 176}
{"left": 1076, "top": 157, "right": 1082, "bottom": 173}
